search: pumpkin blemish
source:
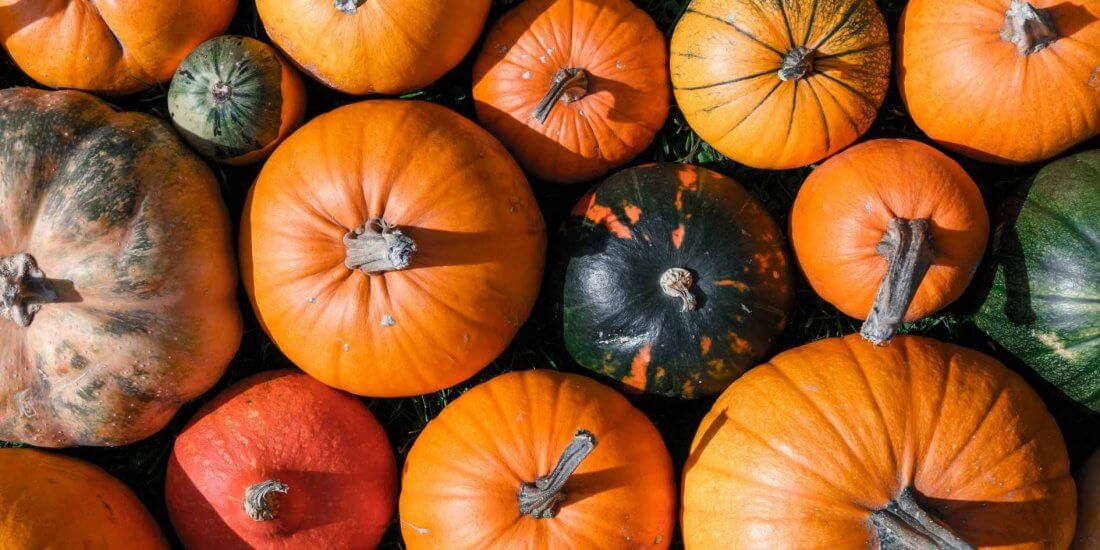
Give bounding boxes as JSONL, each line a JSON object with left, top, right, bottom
{"left": 700, "top": 336, "right": 712, "bottom": 355}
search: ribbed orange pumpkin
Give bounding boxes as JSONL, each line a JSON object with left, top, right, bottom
{"left": 400, "top": 369, "right": 676, "bottom": 548}
{"left": 898, "top": 0, "right": 1100, "bottom": 164}
{"left": 473, "top": 0, "right": 670, "bottom": 184}
{"left": 0, "top": 0, "right": 235, "bottom": 95}
{"left": 682, "top": 334, "right": 1076, "bottom": 548}
{"left": 1077, "top": 449, "right": 1100, "bottom": 549}
{"left": 670, "top": 0, "right": 891, "bottom": 169}
{"left": 241, "top": 100, "right": 545, "bottom": 397}
{"left": 790, "top": 139, "right": 989, "bottom": 345}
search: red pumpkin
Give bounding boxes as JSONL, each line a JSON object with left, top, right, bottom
{"left": 166, "top": 370, "right": 397, "bottom": 549}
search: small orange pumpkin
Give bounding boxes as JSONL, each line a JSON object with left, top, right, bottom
{"left": 790, "top": 139, "right": 989, "bottom": 345}
{"left": 473, "top": 0, "right": 670, "bottom": 184}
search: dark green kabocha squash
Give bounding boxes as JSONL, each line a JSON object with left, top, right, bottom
{"left": 558, "top": 164, "right": 793, "bottom": 398}
{"left": 167, "top": 35, "right": 305, "bottom": 165}
{"left": 975, "top": 150, "right": 1099, "bottom": 411}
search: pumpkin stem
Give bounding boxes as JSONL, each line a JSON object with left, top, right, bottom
{"left": 243, "top": 480, "right": 289, "bottom": 522}
{"left": 344, "top": 218, "right": 417, "bottom": 274}
{"left": 334, "top": 0, "right": 365, "bottom": 14}
{"left": 778, "top": 46, "right": 815, "bottom": 81}
{"left": 532, "top": 68, "right": 589, "bottom": 124}
{"left": 659, "top": 267, "right": 698, "bottom": 312}
{"left": 1001, "top": 0, "right": 1058, "bottom": 55}
{"left": 211, "top": 80, "right": 232, "bottom": 104}
{"left": 0, "top": 253, "right": 59, "bottom": 327}
{"left": 870, "top": 487, "right": 974, "bottom": 550}
{"left": 860, "top": 218, "right": 934, "bottom": 346}
{"left": 518, "top": 430, "right": 598, "bottom": 519}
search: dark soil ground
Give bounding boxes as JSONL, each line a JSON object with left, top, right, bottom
{"left": 1, "top": 0, "right": 1097, "bottom": 547}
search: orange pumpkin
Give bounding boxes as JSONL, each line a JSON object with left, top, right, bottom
{"left": 473, "top": 0, "right": 670, "bottom": 184}
{"left": 0, "top": 0, "right": 235, "bottom": 95}
{"left": 790, "top": 139, "right": 989, "bottom": 345}
{"left": 670, "top": 0, "right": 891, "bottom": 169}
{"left": 898, "top": 0, "right": 1100, "bottom": 164}
{"left": 1077, "top": 449, "right": 1100, "bottom": 549}
{"left": 256, "top": 0, "right": 490, "bottom": 95}
{"left": 0, "top": 448, "right": 165, "bottom": 548}
{"left": 400, "top": 369, "right": 676, "bottom": 548}
{"left": 241, "top": 100, "right": 545, "bottom": 397}
{"left": 682, "top": 334, "right": 1076, "bottom": 548}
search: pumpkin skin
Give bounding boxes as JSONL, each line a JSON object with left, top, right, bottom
{"left": 975, "top": 150, "right": 1100, "bottom": 411}
{"left": 0, "top": 88, "right": 241, "bottom": 447}
{"left": 0, "top": 0, "right": 235, "bottom": 96}
{"left": 670, "top": 0, "right": 890, "bottom": 170}
{"left": 682, "top": 334, "right": 1076, "bottom": 548}
{"left": 400, "top": 369, "right": 676, "bottom": 549}
{"left": 1076, "top": 449, "right": 1100, "bottom": 549}
{"left": 0, "top": 448, "right": 164, "bottom": 548}
{"left": 256, "top": 0, "right": 490, "bottom": 95}
{"left": 241, "top": 100, "right": 545, "bottom": 397}
{"left": 898, "top": 0, "right": 1100, "bottom": 164}
{"left": 168, "top": 35, "right": 306, "bottom": 166}
{"left": 166, "top": 370, "right": 397, "bottom": 549}
{"left": 790, "top": 139, "right": 989, "bottom": 344}
{"left": 472, "top": 0, "right": 670, "bottom": 184}
{"left": 559, "top": 164, "right": 793, "bottom": 399}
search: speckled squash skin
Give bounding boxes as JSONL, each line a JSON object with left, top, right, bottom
{"left": 558, "top": 164, "right": 793, "bottom": 399}
{"left": 975, "top": 150, "right": 1099, "bottom": 411}
{"left": 0, "top": 88, "right": 241, "bottom": 447}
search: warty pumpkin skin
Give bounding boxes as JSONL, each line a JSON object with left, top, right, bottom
{"left": 168, "top": 35, "right": 306, "bottom": 165}
{"left": 241, "top": 99, "right": 545, "bottom": 397}
{"left": 0, "top": 0, "right": 236, "bottom": 96}
{"left": 0, "top": 87, "right": 241, "bottom": 447}
{"left": 790, "top": 139, "right": 989, "bottom": 345}
{"left": 898, "top": 0, "right": 1100, "bottom": 164}
{"left": 399, "top": 369, "right": 676, "bottom": 549}
{"left": 682, "top": 334, "right": 1076, "bottom": 549}
{"left": 473, "top": 0, "right": 670, "bottom": 184}
{"left": 0, "top": 448, "right": 165, "bottom": 549}
{"left": 1077, "top": 449, "right": 1100, "bottom": 550}
{"left": 255, "top": 0, "right": 490, "bottom": 95}
{"left": 670, "top": 0, "right": 890, "bottom": 170}
{"left": 166, "top": 370, "right": 397, "bottom": 549}
{"left": 975, "top": 150, "right": 1100, "bottom": 412}
{"left": 559, "top": 163, "right": 792, "bottom": 399}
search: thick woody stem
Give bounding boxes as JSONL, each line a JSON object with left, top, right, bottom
{"left": 334, "top": 0, "right": 365, "bottom": 14}
{"left": 211, "top": 80, "right": 232, "bottom": 104}
{"left": 778, "top": 46, "right": 815, "bottom": 81}
{"left": 532, "top": 68, "right": 590, "bottom": 124}
{"left": 518, "top": 430, "right": 598, "bottom": 519}
{"left": 1, "top": 253, "right": 58, "bottom": 327}
{"left": 860, "top": 218, "right": 934, "bottom": 346}
{"left": 344, "top": 218, "right": 417, "bottom": 274}
{"left": 1000, "top": 0, "right": 1058, "bottom": 55}
{"left": 659, "top": 267, "right": 698, "bottom": 312}
{"left": 870, "top": 488, "right": 974, "bottom": 550}
{"left": 243, "top": 480, "right": 289, "bottom": 522}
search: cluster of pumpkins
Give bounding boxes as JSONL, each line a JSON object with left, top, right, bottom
{"left": 0, "top": 0, "right": 1097, "bottom": 548}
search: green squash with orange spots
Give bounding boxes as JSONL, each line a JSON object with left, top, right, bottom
{"left": 557, "top": 163, "right": 793, "bottom": 398}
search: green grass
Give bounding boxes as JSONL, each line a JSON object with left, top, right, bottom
{"left": 1, "top": 0, "right": 1097, "bottom": 548}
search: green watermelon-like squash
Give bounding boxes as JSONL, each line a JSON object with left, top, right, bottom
{"left": 559, "top": 163, "right": 793, "bottom": 399}
{"left": 168, "top": 35, "right": 305, "bottom": 165}
{"left": 975, "top": 150, "right": 1099, "bottom": 411}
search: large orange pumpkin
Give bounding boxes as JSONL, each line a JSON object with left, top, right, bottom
{"left": 0, "top": 448, "right": 164, "bottom": 548}
{"left": 400, "top": 369, "right": 676, "bottom": 548}
{"left": 255, "top": 0, "right": 490, "bottom": 95}
{"left": 472, "top": 0, "right": 670, "bottom": 184}
{"left": 670, "top": 0, "right": 891, "bottom": 169}
{"left": 0, "top": 0, "right": 235, "bottom": 95}
{"left": 166, "top": 370, "right": 397, "bottom": 549}
{"left": 682, "top": 334, "right": 1076, "bottom": 548}
{"left": 241, "top": 100, "right": 545, "bottom": 397}
{"left": 790, "top": 139, "right": 989, "bottom": 345}
{"left": 1078, "top": 449, "right": 1100, "bottom": 549}
{"left": 898, "top": 0, "right": 1100, "bottom": 164}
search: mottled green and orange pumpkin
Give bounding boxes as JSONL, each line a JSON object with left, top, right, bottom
{"left": 0, "top": 88, "right": 241, "bottom": 447}
{"left": 558, "top": 164, "right": 793, "bottom": 399}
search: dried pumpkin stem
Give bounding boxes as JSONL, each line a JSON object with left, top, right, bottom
{"left": 870, "top": 488, "right": 974, "bottom": 550}
{"left": 243, "top": 479, "right": 289, "bottom": 522}
{"left": 1001, "top": 0, "right": 1058, "bottom": 55}
{"left": 532, "top": 68, "right": 589, "bottom": 124}
{"left": 344, "top": 218, "right": 417, "bottom": 274}
{"left": 518, "top": 430, "right": 598, "bottom": 519}
{"left": 0, "top": 253, "right": 59, "bottom": 327}
{"left": 334, "top": 0, "right": 365, "bottom": 15}
{"left": 659, "top": 267, "right": 698, "bottom": 312}
{"left": 211, "top": 80, "right": 232, "bottom": 104}
{"left": 778, "top": 46, "right": 815, "bottom": 81}
{"left": 860, "top": 218, "right": 934, "bottom": 346}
